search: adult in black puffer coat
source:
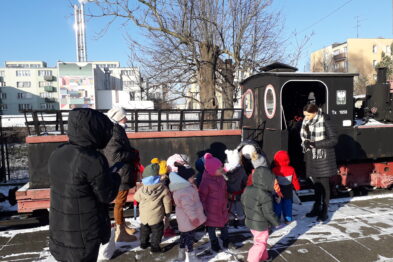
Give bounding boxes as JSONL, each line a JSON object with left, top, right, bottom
{"left": 48, "top": 108, "right": 121, "bottom": 262}
{"left": 103, "top": 107, "right": 137, "bottom": 242}
{"left": 301, "top": 104, "right": 337, "bottom": 222}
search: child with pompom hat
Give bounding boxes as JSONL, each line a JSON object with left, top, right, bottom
{"left": 199, "top": 153, "right": 229, "bottom": 252}
{"left": 169, "top": 163, "right": 206, "bottom": 261}
{"left": 134, "top": 163, "right": 172, "bottom": 252}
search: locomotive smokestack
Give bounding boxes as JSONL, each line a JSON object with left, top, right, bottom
{"left": 377, "top": 67, "right": 387, "bottom": 84}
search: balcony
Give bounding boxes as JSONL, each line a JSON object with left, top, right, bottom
{"left": 45, "top": 98, "right": 56, "bottom": 103}
{"left": 333, "top": 53, "right": 347, "bottom": 62}
{"left": 44, "top": 75, "right": 55, "bottom": 81}
{"left": 44, "top": 86, "right": 56, "bottom": 92}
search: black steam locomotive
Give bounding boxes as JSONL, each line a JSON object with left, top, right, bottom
{"left": 240, "top": 63, "right": 393, "bottom": 190}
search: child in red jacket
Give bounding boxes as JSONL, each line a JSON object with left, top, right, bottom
{"left": 272, "top": 150, "right": 300, "bottom": 224}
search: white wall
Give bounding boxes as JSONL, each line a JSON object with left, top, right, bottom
{"left": 96, "top": 90, "right": 154, "bottom": 110}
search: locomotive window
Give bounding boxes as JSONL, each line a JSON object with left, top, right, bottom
{"left": 336, "top": 90, "right": 346, "bottom": 105}
{"left": 242, "top": 89, "right": 254, "bottom": 118}
{"left": 264, "top": 84, "right": 276, "bottom": 119}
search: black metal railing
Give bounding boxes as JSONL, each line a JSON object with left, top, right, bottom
{"left": 0, "top": 115, "right": 10, "bottom": 182}
{"left": 23, "top": 108, "right": 243, "bottom": 136}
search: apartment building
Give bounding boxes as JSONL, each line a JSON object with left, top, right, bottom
{"left": 310, "top": 38, "right": 393, "bottom": 93}
{"left": 0, "top": 61, "right": 58, "bottom": 115}
{"left": 0, "top": 61, "right": 153, "bottom": 115}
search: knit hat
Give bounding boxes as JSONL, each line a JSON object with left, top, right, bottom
{"left": 167, "top": 154, "right": 190, "bottom": 172}
{"left": 151, "top": 158, "right": 160, "bottom": 164}
{"left": 142, "top": 163, "right": 160, "bottom": 178}
{"left": 107, "top": 107, "right": 126, "bottom": 122}
{"left": 204, "top": 153, "right": 223, "bottom": 175}
{"left": 177, "top": 165, "right": 195, "bottom": 181}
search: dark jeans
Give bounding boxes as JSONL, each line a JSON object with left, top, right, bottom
{"left": 140, "top": 222, "right": 164, "bottom": 249}
{"left": 312, "top": 176, "right": 330, "bottom": 207}
{"left": 207, "top": 226, "right": 228, "bottom": 242}
{"left": 179, "top": 230, "right": 195, "bottom": 252}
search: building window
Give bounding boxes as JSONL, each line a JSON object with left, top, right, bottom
{"left": 40, "top": 103, "right": 54, "bottom": 110}
{"left": 1, "top": 93, "right": 7, "bottom": 99}
{"left": 39, "top": 81, "right": 52, "bottom": 87}
{"left": 16, "top": 70, "right": 31, "bottom": 77}
{"left": 121, "top": 70, "right": 134, "bottom": 76}
{"left": 18, "top": 104, "right": 32, "bottom": 111}
{"left": 0, "top": 104, "right": 7, "bottom": 110}
{"left": 373, "top": 60, "right": 377, "bottom": 67}
{"left": 17, "top": 81, "right": 31, "bottom": 88}
{"left": 373, "top": 45, "right": 377, "bottom": 53}
{"left": 38, "top": 70, "right": 52, "bottom": 76}
{"left": 386, "top": 45, "right": 391, "bottom": 55}
{"left": 123, "top": 81, "right": 136, "bottom": 87}
{"left": 17, "top": 93, "right": 32, "bottom": 99}
{"left": 39, "top": 92, "right": 53, "bottom": 98}
{"left": 129, "top": 92, "right": 135, "bottom": 100}
{"left": 0, "top": 71, "right": 4, "bottom": 77}
{"left": 343, "top": 47, "right": 347, "bottom": 53}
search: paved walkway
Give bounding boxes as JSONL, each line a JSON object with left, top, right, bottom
{"left": 1, "top": 193, "right": 393, "bottom": 261}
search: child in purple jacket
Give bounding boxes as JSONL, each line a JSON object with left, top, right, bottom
{"left": 199, "top": 153, "right": 229, "bottom": 252}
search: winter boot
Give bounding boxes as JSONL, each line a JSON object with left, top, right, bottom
{"left": 222, "top": 239, "right": 229, "bottom": 249}
{"left": 173, "top": 248, "right": 186, "bottom": 262}
{"left": 211, "top": 239, "right": 221, "bottom": 252}
{"left": 317, "top": 204, "right": 329, "bottom": 222}
{"left": 187, "top": 250, "right": 200, "bottom": 262}
{"left": 115, "top": 224, "right": 138, "bottom": 242}
{"left": 306, "top": 202, "right": 321, "bottom": 217}
{"left": 150, "top": 245, "right": 162, "bottom": 253}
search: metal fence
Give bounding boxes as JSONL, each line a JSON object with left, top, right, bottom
{"left": 22, "top": 108, "right": 244, "bottom": 136}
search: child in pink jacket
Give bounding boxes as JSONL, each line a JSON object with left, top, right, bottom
{"left": 169, "top": 163, "right": 206, "bottom": 261}
{"left": 199, "top": 153, "right": 229, "bottom": 252}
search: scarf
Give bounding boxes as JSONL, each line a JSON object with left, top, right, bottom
{"left": 300, "top": 109, "right": 326, "bottom": 159}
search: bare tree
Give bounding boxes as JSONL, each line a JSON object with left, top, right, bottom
{"left": 86, "top": 0, "right": 303, "bottom": 111}
{"left": 311, "top": 48, "right": 334, "bottom": 72}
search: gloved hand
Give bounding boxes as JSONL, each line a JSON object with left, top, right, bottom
{"left": 303, "top": 140, "right": 315, "bottom": 149}
{"left": 163, "top": 214, "right": 171, "bottom": 229}
{"left": 191, "top": 218, "right": 201, "bottom": 227}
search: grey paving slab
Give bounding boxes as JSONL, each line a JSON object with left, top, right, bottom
{"left": 273, "top": 244, "right": 337, "bottom": 262}
{"left": 319, "top": 239, "right": 379, "bottom": 262}
{"left": 357, "top": 234, "right": 393, "bottom": 259}
{"left": 0, "top": 231, "right": 48, "bottom": 259}
{"left": 328, "top": 219, "right": 381, "bottom": 238}
{"left": 0, "top": 236, "right": 10, "bottom": 248}
{"left": 0, "top": 253, "right": 40, "bottom": 262}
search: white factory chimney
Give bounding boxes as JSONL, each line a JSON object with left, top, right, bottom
{"left": 74, "top": 2, "right": 87, "bottom": 62}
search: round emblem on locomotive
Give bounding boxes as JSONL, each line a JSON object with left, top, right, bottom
{"left": 264, "top": 84, "right": 276, "bottom": 119}
{"left": 242, "top": 89, "right": 254, "bottom": 119}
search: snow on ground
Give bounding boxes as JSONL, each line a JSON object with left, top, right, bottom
{"left": 2, "top": 193, "right": 393, "bottom": 261}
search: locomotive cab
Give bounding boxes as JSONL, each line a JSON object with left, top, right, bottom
{"left": 240, "top": 62, "right": 357, "bottom": 179}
